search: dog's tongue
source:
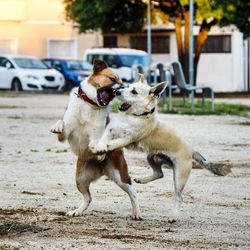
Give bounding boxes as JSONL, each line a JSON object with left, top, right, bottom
{"left": 99, "top": 91, "right": 109, "bottom": 103}
{"left": 97, "top": 88, "right": 115, "bottom": 106}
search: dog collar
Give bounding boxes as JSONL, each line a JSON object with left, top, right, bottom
{"left": 133, "top": 107, "right": 155, "bottom": 117}
{"left": 77, "top": 87, "right": 99, "bottom": 107}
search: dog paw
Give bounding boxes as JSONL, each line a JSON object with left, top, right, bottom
{"left": 51, "top": 120, "right": 64, "bottom": 134}
{"left": 134, "top": 177, "right": 147, "bottom": 184}
{"left": 66, "top": 208, "right": 85, "bottom": 217}
{"left": 168, "top": 212, "right": 178, "bottom": 223}
{"left": 131, "top": 212, "right": 143, "bottom": 221}
{"left": 96, "top": 154, "right": 106, "bottom": 162}
{"left": 91, "top": 143, "right": 108, "bottom": 154}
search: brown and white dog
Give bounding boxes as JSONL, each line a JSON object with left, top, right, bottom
{"left": 51, "top": 60, "right": 141, "bottom": 219}
{"left": 91, "top": 75, "right": 230, "bottom": 222}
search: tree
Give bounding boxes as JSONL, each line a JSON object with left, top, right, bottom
{"left": 64, "top": 0, "right": 250, "bottom": 84}
{"left": 64, "top": 0, "right": 146, "bottom": 33}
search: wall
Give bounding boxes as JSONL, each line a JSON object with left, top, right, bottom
{"left": 0, "top": 0, "right": 98, "bottom": 59}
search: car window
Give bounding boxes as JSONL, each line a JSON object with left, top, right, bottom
{"left": 13, "top": 58, "right": 49, "bottom": 69}
{"left": 87, "top": 54, "right": 102, "bottom": 64}
{"left": 53, "top": 60, "right": 63, "bottom": 71}
{"left": 0, "top": 57, "right": 14, "bottom": 68}
{"left": 82, "top": 61, "right": 92, "bottom": 70}
{"left": 65, "top": 60, "right": 84, "bottom": 71}
{"left": 43, "top": 60, "right": 53, "bottom": 68}
{"left": 102, "top": 55, "right": 119, "bottom": 68}
{"left": 118, "top": 55, "right": 149, "bottom": 67}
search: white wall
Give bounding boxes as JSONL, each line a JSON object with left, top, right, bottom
{"left": 159, "top": 27, "right": 246, "bottom": 92}
{"left": 196, "top": 30, "right": 245, "bottom": 92}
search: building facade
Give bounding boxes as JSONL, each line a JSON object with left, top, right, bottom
{"left": 0, "top": 0, "right": 249, "bottom": 92}
{"left": 103, "top": 26, "right": 249, "bottom": 93}
{"left": 0, "top": 0, "right": 102, "bottom": 58}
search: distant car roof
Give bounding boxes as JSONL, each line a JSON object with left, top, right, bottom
{"left": 43, "top": 58, "right": 88, "bottom": 61}
{"left": 84, "top": 48, "right": 148, "bottom": 56}
{"left": 1, "top": 54, "right": 38, "bottom": 59}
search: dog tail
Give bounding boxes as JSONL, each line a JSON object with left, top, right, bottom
{"left": 192, "top": 151, "right": 231, "bottom": 176}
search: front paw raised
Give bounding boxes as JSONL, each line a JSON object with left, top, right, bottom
{"left": 90, "top": 143, "right": 108, "bottom": 154}
{"left": 51, "top": 120, "right": 64, "bottom": 134}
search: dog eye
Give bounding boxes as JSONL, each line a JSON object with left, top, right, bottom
{"left": 109, "top": 77, "right": 116, "bottom": 82}
{"left": 131, "top": 89, "right": 138, "bottom": 95}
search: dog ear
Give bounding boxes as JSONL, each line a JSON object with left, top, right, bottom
{"left": 149, "top": 81, "right": 168, "bottom": 98}
{"left": 93, "top": 60, "right": 108, "bottom": 73}
{"left": 138, "top": 73, "right": 147, "bottom": 84}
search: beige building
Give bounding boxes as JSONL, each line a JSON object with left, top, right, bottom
{"left": 0, "top": 0, "right": 248, "bottom": 92}
{"left": 0, "top": 0, "right": 102, "bottom": 58}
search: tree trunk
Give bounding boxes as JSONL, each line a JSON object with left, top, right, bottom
{"left": 194, "top": 19, "right": 217, "bottom": 85}
{"left": 174, "top": 16, "right": 183, "bottom": 64}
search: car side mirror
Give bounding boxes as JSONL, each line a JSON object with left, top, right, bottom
{"left": 6, "top": 62, "right": 12, "bottom": 69}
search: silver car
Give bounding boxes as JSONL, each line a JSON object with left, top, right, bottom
{"left": 0, "top": 55, "right": 65, "bottom": 91}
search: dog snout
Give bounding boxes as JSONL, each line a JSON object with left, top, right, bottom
{"left": 115, "top": 86, "right": 125, "bottom": 96}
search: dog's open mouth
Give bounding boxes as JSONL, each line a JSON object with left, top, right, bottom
{"left": 97, "top": 87, "right": 116, "bottom": 106}
{"left": 119, "top": 102, "right": 131, "bottom": 112}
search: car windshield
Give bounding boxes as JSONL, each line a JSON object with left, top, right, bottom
{"left": 65, "top": 60, "right": 90, "bottom": 71}
{"left": 118, "top": 55, "right": 150, "bottom": 67}
{"left": 13, "top": 58, "right": 49, "bottom": 69}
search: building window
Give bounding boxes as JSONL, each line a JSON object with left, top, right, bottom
{"left": 103, "top": 36, "right": 117, "bottom": 48}
{"left": 0, "top": 38, "right": 18, "bottom": 54}
{"left": 199, "top": 35, "right": 231, "bottom": 53}
{"left": 130, "top": 35, "right": 170, "bottom": 53}
{"left": 47, "top": 38, "right": 77, "bottom": 58}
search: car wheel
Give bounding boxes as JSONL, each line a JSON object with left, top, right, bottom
{"left": 65, "top": 80, "right": 74, "bottom": 91}
{"left": 11, "top": 78, "right": 23, "bottom": 91}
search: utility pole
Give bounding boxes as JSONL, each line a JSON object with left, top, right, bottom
{"left": 189, "top": 0, "right": 194, "bottom": 85}
{"left": 147, "top": 0, "right": 151, "bottom": 65}
{"left": 189, "top": 0, "right": 194, "bottom": 109}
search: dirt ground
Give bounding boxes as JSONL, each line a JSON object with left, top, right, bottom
{"left": 0, "top": 92, "right": 249, "bottom": 249}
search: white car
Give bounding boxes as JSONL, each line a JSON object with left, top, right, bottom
{"left": 0, "top": 55, "right": 65, "bottom": 91}
{"left": 83, "top": 48, "right": 150, "bottom": 83}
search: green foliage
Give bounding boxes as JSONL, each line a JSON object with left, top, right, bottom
{"left": 218, "top": 0, "right": 250, "bottom": 39}
{"left": 64, "top": 0, "right": 250, "bottom": 37}
{"left": 64, "top": 0, "right": 146, "bottom": 33}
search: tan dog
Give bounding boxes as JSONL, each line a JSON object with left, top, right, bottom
{"left": 51, "top": 60, "right": 141, "bottom": 219}
{"left": 92, "top": 75, "right": 230, "bottom": 222}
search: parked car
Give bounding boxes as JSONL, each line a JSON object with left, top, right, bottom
{"left": 42, "top": 58, "right": 92, "bottom": 90}
{"left": 0, "top": 55, "right": 65, "bottom": 91}
{"left": 83, "top": 48, "right": 150, "bottom": 83}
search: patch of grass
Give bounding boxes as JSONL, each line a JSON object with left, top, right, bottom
{"left": 112, "top": 98, "right": 250, "bottom": 117}
{"left": 159, "top": 98, "right": 250, "bottom": 118}
{"left": 0, "top": 222, "right": 35, "bottom": 235}
{"left": 30, "top": 149, "right": 39, "bottom": 152}
{"left": 55, "top": 148, "right": 68, "bottom": 153}
{"left": 0, "top": 105, "right": 26, "bottom": 109}
{"left": 238, "top": 121, "right": 250, "bottom": 126}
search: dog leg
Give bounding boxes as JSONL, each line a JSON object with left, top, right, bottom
{"left": 134, "top": 153, "right": 164, "bottom": 184}
{"left": 50, "top": 119, "right": 65, "bottom": 142}
{"left": 66, "top": 156, "right": 102, "bottom": 217}
{"left": 105, "top": 166, "right": 142, "bottom": 220}
{"left": 168, "top": 157, "right": 192, "bottom": 223}
{"left": 107, "top": 138, "right": 132, "bottom": 151}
